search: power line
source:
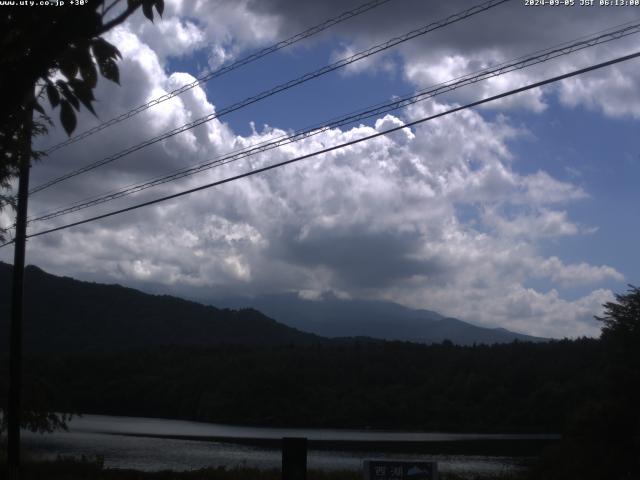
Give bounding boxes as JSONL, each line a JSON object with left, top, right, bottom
{"left": 29, "top": 0, "right": 510, "bottom": 195}
{"left": 43, "top": 0, "right": 395, "bottom": 155}
{"left": 15, "top": 50, "right": 640, "bottom": 243}
{"left": 27, "top": 20, "right": 640, "bottom": 221}
{"left": 27, "top": 21, "right": 640, "bottom": 224}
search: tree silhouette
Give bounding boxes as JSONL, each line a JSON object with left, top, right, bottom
{"left": 536, "top": 285, "right": 640, "bottom": 479}
{"left": 597, "top": 284, "right": 640, "bottom": 346}
{"left": 0, "top": 0, "right": 164, "bottom": 436}
{"left": 0, "top": 0, "right": 164, "bottom": 240}
{"left": 590, "top": 285, "right": 640, "bottom": 480}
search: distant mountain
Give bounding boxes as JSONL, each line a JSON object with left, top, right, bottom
{"left": 215, "top": 292, "right": 547, "bottom": 345}
{"left": 0, "top": 262, "right": 545, "bottom": 353}
{"left": 0, "top": 262, "right": 322, "bottom": 353}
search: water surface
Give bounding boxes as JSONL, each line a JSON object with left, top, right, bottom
{"left": 22, "top": 414, "right": 555, "bottom": 476}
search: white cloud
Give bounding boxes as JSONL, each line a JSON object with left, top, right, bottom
{"left": 558, "top": 61, "right": 640, "bottom": 119}
{"left": 134, "top": 15, "right": 206, "bottom": 61}
{"left": 530, "top": 256, "right": 623, "bottom": 286}
{"left": 481, "top": 208, "right": 591, "bottom": 239}
{"left": 405, "top": 52, "right": 548, "bottom": 113}
{"left": 1, "top": 1, "right": 628, "bottom": 341}
{"left": 231, "top": 0, "right": 640, "bottom": 117}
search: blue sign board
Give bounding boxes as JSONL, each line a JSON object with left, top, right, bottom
{"left": 363, "top": 460, "right": 438, "bottom": 480}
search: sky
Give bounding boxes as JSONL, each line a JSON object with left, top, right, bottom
{"left": 2, "top": 0, "right": 640, "bottom": 338}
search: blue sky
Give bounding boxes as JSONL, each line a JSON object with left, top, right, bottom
{"left": 511, "top": 99, "right": 640, "bottom": 295}
{"left": 2, "top": 0, "right": 639, "bottom": 337}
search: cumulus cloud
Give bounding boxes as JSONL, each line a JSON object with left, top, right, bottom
{"left": 391, "top": 283, "right": 614, "bottom": 339}
{"left": 482, "top": 208, "right": 584, "bottom": 239}
{"left": 530, "top": 257, "right": 623, "bottom": 286}
{"left": 2, "top": 0, "right": 628, "bottom": 340}
{"left": 558, "top": 62, "right": 640, "bottom": 119}
{"left": 234, "top": 0, "right": 640, "bottom": 117}
{"left": 134, "top": 15, "right": 206, "bottom": 61}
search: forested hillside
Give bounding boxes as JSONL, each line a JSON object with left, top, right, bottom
{"left": 6, "top": 339, "right": 601, "bottom": 433}
{"left": 0, "top": 263, "right": 321, "bottom": 353}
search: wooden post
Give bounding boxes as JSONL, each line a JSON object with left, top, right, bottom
{"left": 7, "top": 102, "right": 33, "bottom": 480}
{"left": 282, "top": 437, "right": 307, "bottom": 480}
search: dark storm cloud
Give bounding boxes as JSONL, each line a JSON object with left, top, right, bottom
{"left": 269, "top": 226, "right": 450, "bottom": 288}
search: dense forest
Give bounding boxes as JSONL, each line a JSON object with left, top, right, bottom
{"left": 2, "top": 339, "right": 601, "bottom": 433}
{"left": 1, "top": 277, "right": 639, "bottom": 478}
{"left": 1, "top": 328, "right": 639, "bottom": 478}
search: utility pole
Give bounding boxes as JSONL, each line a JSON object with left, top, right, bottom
{"left": 7, "top": 101, "right": 33, "bottom": 480}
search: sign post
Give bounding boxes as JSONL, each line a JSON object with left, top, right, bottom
{"left": 282, "top": 437, "right": 307, "bottom": 480}
{"left": 364, "top": 460, "right": 438, "bottom": 480}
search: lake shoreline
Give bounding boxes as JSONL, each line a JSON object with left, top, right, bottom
{"left": 12, "top": 414, "right": 550, "bottom": 475}
{"left": 102, "top": 431, "right": 557, "bottom": 456}
{"left": 68, "top": 411, "right": 562, "bottom": 437}
{"left": 66, "top": 411, "right": 561, "bottom": 435}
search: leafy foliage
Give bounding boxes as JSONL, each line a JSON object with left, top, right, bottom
{"left": 596, "top": 284, "right": 640, "bottom": 344}
{"left": 0, "top": 0, "right": 164, "bottom": 240}
{"left": 0, "top": 0, "right": 164, "bottom": 431}
{"left": 0, "top": 361, "right": 73, "bottom": 435}
{"left": 531, "top": 287, "right": 640, "bottom": 480}
{"left": 0, "top": 339, "right": 602, "bottom": 434}
{"left": 0, "top": 262, "right": 620, "bottom": 438}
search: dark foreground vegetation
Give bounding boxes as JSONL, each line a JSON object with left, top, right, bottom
{"left": 3, "top": 340, "right": 600, "bottom": 432}
{"left": 0, "top": 457, "right": 521, "bottom": 480}
{"left": 0, "top": 336, "right": 638, "bottom": 478}
{"left": 1, "top": 286, "right": 639, "bottom": 479}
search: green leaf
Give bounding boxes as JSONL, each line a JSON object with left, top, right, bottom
{"left": 69, "top": 78, "right": 94, "bottom": 101}
{"left": 59, "top": 100, "right": 77, "bottom": 136}
{"left": 155, "top": 0, "right": 164, "bottom": 17}
{"left": 77, "top": 47, "right": 98, "bottom": 89}
{"left": 46, "top": 83, "right": 60, "bottom": 108}
{"left": 99, "top": 57, "right": 120, "bottom": 84}
{"left": 58, "top": 49, "right": 78, "bottom": 80}
{"left": 69, "top": 78, "right": 96, "bottom": 116}
{"left": 57, "top": 81, "right": 80, "bottom": 110}
{"left": 142, "top": 0, "right": 154, "bottom": 22}
{"left": 91, "top": 38, "right": 121, "bottom": 63}
{"left": 81, "top": 60, "right": 98, "bottom": 89}
{"left": 33, "top": 101, "right": 45, "bottom": 115}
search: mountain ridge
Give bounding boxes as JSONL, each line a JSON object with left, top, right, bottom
{"left": 214, "top": 291, "right": 547, "bottom": 345}
{"left": 0, "top": 262, "right": 546, "bottom": 351}
{"left": 0, "top": 262, "right": 322, "bottom": 353}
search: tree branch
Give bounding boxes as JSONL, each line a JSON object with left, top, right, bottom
{"left": 101, "top": 0, "right": 124, "bottom": 20}
{"left": 97, "top": 0, "right": 142, "bottom": 35}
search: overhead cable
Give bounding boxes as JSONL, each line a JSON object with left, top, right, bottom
{"left": 29, "top": 0, "right": 510, "bottom": 195}
{"left": 13, "top": 50, "right": 639, "bottom": 243}
{"left": 43, "top": 0, "right": 396, "bottom": 154}
{"left": 28, "top": 21, "right": 640, "bottom": 224}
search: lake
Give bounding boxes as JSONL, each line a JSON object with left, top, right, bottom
{"left": 21, "top": 414, "right": 559, "bottom": 477}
